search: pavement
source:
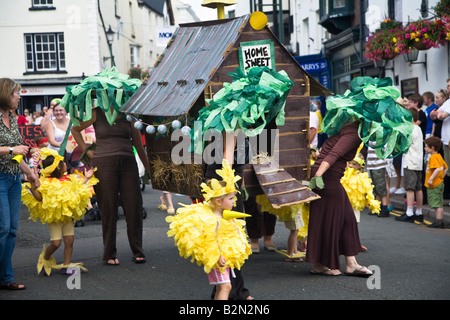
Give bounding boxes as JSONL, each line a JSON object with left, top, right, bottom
{"left": 2, "top": 183, "right": 450, "bottom": 302}
{"left": 388, "top": 189, "right": 450, "bottom": 226}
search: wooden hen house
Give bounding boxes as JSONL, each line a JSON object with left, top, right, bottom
{"left": 121, "top": 14, "right": 331, "bottom": 208}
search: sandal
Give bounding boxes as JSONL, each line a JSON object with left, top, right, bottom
{"left": 251, "top": 246, "right": 260, "bottom": 254}
{"left": 158, "top": 204, "right": 168, "bottom": 211}
{"left": 344, "top": 266, "right": 373, "bottom": 277}
{"left": 105, "top": 258, "right": 119, "bottom": 266}
{"left": 132, "top": 257, "right": 146, "bottom": 264}
{"left": 284, "top": 256, "right": 303, "bottom": 262}
{"left": 310, "top": 268, "right": 342, "bottom": 276}
{"left": 263, "top": 243, "right": 277, "bottom": 251}
{"left": 167, "top": 208, "right": 175, "bottom": 214}
{"left": 0, "top": 282, "right": 26, "bottom": 290}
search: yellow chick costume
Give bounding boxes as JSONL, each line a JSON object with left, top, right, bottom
{"left": 166, "top": 160, "right": 251, "bottom": 274}
{"left": 21, "top": 148, "right": 99, "bottom": 225}
{"left": 340, "top": 147, "right": 380, "bottom": 222}
{"left": 21, "top": 148, "right": 98, "bottom": 275}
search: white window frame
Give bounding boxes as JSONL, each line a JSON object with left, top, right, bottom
{"left": 31, "top": 0, "right": 54, "bottom": 8}
{"left": 130, "top": 45, "right": 141, "bottom": 68}
{"left": 24, "top": 32, "right": 66, "bottom": 73}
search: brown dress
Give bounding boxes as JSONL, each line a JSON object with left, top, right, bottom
{"left": 306, "top": 122, "right": 363, "bottom": 269}
{"left": 93, "top": 109, "right": 145, "bottom": 261}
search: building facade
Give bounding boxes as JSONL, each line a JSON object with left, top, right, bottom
{"left": 228, "top": 0, "right": 449, "bottom": 97}
{"left": 0, "top": 0, "right": 173, "bottom": 114}
{"left": 318, "top": 0, "right": 449, "bottom": 95}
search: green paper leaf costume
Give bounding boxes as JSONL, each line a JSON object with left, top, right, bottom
{"left": 321, "top": 76, "right": 414, "bottom": 159}
{"left": 60, "top": 67, "right": 142, "bottom": 126}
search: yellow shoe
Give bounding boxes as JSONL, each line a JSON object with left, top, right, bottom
{"left": 37, "top": 244, "right": 56, "bottom": 276}
{"left": 53, "top": 262, "right": 88, "bottom": 274}
{"left": 167, "top": 208, "right": 175, "bottom": 214}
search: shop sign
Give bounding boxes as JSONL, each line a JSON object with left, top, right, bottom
{"left": 300, "top": 60, "right": 328, "bottom": 73}
{"left": 20, "top": 85, "right": 66, "bottom": 96}
{"left": 155, "top": 26, "right": 178, "bottom": 47}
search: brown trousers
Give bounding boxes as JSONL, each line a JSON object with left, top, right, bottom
{"left": 93, "top": 155, "right": 145, "bottom": 261}
{"left": 244, "top": 196, "right": 276, "bottom": 239}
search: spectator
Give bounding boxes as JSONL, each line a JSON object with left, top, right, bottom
{"left": 390, "top": 97, "right": 409, "bottom": 195}
{"left": 434, "top": 87, "right": 450, "bottom": 176}
{"left": 396, "top": 108, "right": 424, "bottom": 223}
{"left": 309, "top": 100, "right": 320, "bottom": 149}
{"left": 366, "top": 143, "right": 391, "bottom": 217}
{"left": 422, "top": 92, "right": 438, "bottom": 138}
{"left": 46, "top": 103, "right": 71, "bottom": 153}
{"left": 0, "top": 77, "right": 40, "bottom": 290}
{"left": 11, "top": 108, "right": 27, "bottom": 125}
{"left": 431, "top": 88, "right": 450, "bottom": 198}
{"left": 407, "top": 94, "right": 427, "bottom": 139}
{"left": 424, "top": 137, "right": 448, "bottom": 228}
{"left": 23, "top": 109, "right": 33, "bottom": 125}
{"left": 40, "top": 98, "right": 60, "bottom": 134}
{"left": 33, "top": 110, "right": 44, "bottom": 125}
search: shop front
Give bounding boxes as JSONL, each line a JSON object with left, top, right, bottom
{"left": 16, "top": 76, "right": 83, "bottom": 118}
{"left": 19, "top": 84, "right": 66, "bottom": 115}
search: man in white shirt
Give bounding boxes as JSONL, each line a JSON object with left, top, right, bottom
{"left": 309, "top": 110, "right": 319, "bottom": 149}
{"left": 435, "top": 82, "right": 450, "bottom": 176}
{"left": 396, "top": 108, "right": 424, "bottom": 223}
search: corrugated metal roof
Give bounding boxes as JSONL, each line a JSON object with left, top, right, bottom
{"left": 121, "top": 15, "right": 249, "bottom": 117}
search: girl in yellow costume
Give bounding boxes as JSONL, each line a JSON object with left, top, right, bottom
{"left": 340, "top": 146, "right": 381, "bottom": 222}
{"left": 21, "top": 148, "right": 98, "bottom": 275}
{"left": 256, "top": 195, "right": 309, "bottom": 261}
{"left": 166, "top": 160, "right": 251, "bottom": 300}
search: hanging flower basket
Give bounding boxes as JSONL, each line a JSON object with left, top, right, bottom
{"left": 394, "top": 19, "right": 447, "bottom": 54}
{"left": 365, "top": 20, "right": 402, "bottom": 62}
{"left": 413, "top": 39, "right": 429, "bottom": 50}
{"left": 444, "top": 16, "right": 450, "bottom": 41}
{"left": 433, "top": 0, "right": 450, "bottom": 18}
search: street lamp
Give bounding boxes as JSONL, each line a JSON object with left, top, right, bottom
{"left": 106, "top": 25, "right": 115, "bottom": 67}
{"left": 402, "top": 48, "right": 428, "bottom": 81}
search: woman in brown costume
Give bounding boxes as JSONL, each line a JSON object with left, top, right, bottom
{"left": 307, "top": 121, "right": 370, "bottom": 276}
{"left": 64, "top": 68, "right": 148, "bottom": 266}
{"left": 306, "top": 77, "right": 414, "bottom": 276}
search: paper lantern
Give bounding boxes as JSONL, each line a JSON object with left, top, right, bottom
{"left": 181, "top": 126, "right": 191, "bottom": 136}
{"left": 146, "top": 125, "right": 156, "bottom": 134}
{"left": 172, "top": 120, "right": 182, "bottom": 130}
{"left": 158, "top": 125, "right": 167, "bottom": 134}
{"left": 134, "top": 121, "right": 143, "bottom": 130}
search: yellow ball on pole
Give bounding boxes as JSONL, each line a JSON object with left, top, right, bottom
{"left": 249, "top": 11, "right": 268, "bottom": 30}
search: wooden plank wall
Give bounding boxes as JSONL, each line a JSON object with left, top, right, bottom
{"left": 209, "top": 23, "right": 311, "bottom": 196}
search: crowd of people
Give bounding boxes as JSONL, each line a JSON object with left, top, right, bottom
{"left": 309, "top": 79, "right": 450, "bottom": 229}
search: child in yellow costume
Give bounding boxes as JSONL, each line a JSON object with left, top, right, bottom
{"left": 256, "top": 195, "right": 309, "bottom": 261}
{"left": 166, "top": 160, "right": 251, "bottom": 300}
{"left": 21, "top": 148, "right": 98, "bottom": 275}
{"left": 340, "top": 147, "right": 381, "bottom": 222}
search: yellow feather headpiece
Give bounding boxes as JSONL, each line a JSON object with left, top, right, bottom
{"left": 200, "top": 159, "right": 241, "bottom": 202}
{"left": 39, "top": 148, "right": 65, "bottom": 177}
